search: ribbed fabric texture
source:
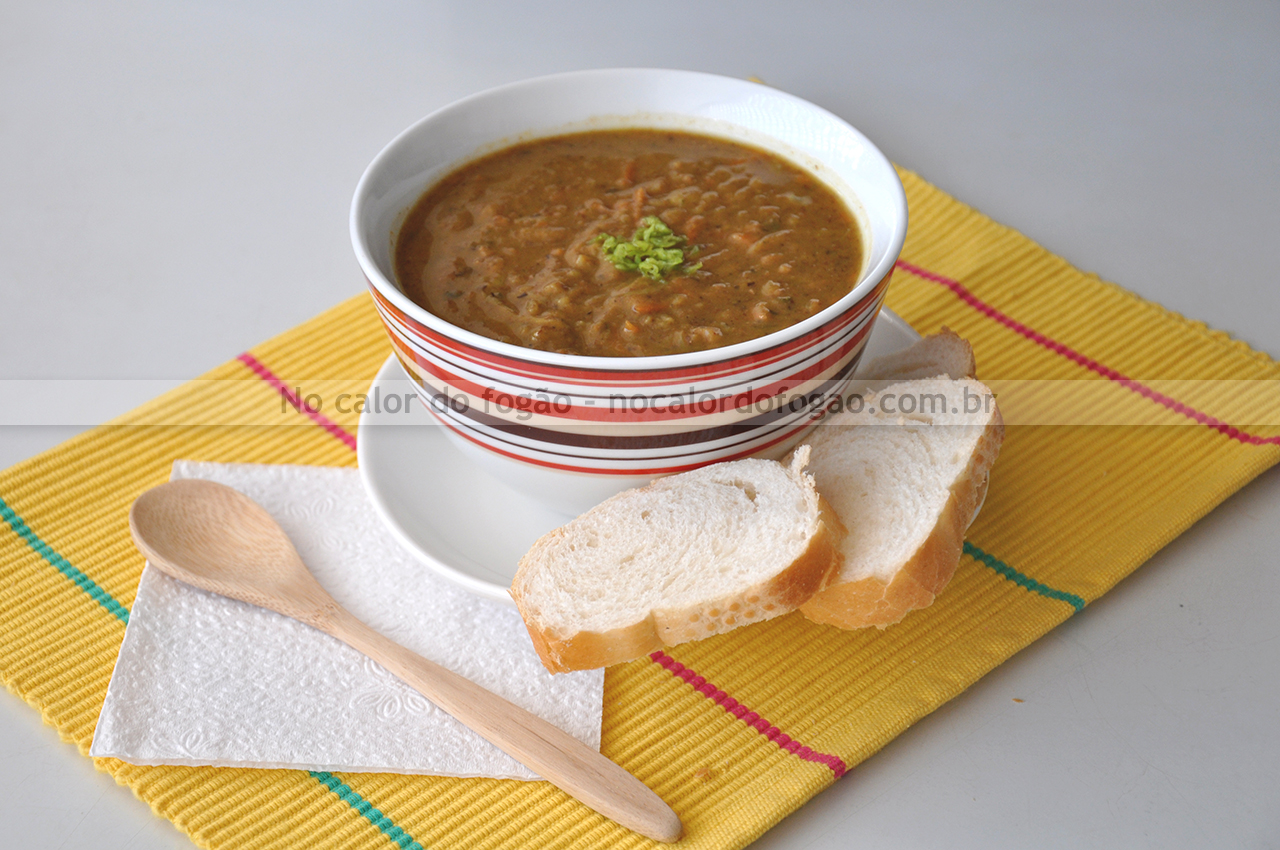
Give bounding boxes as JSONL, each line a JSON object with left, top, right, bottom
{"left": 2, "top": 168, "right": 1277, "bottom": 849}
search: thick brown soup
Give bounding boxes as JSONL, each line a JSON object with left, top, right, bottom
{"left": 393, "top": 129, "right": 862, "bottom": 357}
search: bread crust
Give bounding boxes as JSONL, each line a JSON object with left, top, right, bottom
{"left": 512, "top": 497, "right": 845, "bottom": 674}
{"left": 798, "top": 402, "right": 1004, "bottom": 629}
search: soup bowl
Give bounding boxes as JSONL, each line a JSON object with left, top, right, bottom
{"left": 351, "top": 68, "right": 907, "bottom": 515}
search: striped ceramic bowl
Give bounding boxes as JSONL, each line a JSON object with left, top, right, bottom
{"left": 351, "top": 69, "right": 907, "bottom": 515}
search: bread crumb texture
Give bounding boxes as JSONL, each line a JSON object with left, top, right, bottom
{"left": 516, "top": 459, "right": 818, "bottom": 635}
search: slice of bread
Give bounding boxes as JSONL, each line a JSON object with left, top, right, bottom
{"left": 859, "top": 326, "right": 976, "bottom": 382}
{"left": 795, "top": 376, "right": 1004, "bottom": 629}
{"left": 511, "top": 449, "right": 846, "bottom": 673}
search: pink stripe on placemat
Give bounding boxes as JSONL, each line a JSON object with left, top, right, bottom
{"left": 236, "top": 352, "right": 358, "bottom": 451}
{"left": 895, "top": 259, "right": 1280, "bottom": 446}
{"left": 649, "top": 651, "right": 848, "bottom": 777}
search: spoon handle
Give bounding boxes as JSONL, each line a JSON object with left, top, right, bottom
{"left": 322, "top": 609, "right": 683, "bottom": 844}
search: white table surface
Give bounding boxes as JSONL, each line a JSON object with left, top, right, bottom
{"left": 2, "top": 1, "right": 1278, "bottom": 847}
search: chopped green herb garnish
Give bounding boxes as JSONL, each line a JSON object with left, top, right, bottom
{"left": 596, "top": 217, "right": 701, "bottom": 281}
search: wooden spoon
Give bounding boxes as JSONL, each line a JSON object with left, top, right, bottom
{"left": 129, "top": 478, "right": 683, "bottom": 844}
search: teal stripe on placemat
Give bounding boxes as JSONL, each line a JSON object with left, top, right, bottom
{"left": 0, "top": 492, "right": 427, "bottom": 847}
{"left": 964, "top": 540, "right": 1086, "bottom": 611}
{"left": 0, "top": 494, "right": 131, "bottom": 624}
{"left": 311, "top": 771, "right": 426, "bottom": 849}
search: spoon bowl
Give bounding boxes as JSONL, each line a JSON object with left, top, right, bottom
{"left": 129, "top": 479, "right": 683, "bottom": 844}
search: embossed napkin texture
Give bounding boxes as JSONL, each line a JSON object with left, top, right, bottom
{"left": 89, "top": 460, "right": 604, "bottom": 779}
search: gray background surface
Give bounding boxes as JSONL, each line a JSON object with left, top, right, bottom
{"left": 1, "top": 1, "right": 1277, "bottom": 847}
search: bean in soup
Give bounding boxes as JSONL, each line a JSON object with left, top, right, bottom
{"left": 393, "top": 129, "right": 862, "bottom": 357}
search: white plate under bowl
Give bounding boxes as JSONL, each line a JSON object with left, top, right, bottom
{"left": 357, "top": 307, "right": 921, "bottom": 605}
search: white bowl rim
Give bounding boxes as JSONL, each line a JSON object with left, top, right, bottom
{"left": 350, "top": 67, "right": 907, "bottom": 372}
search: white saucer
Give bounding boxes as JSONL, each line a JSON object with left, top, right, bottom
{"left": 357, "top": 308, "right": 921, "bottom": 605}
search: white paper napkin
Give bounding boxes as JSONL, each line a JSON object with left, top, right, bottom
{"left": 90, "top": 460, "right": 603, "bottom": 780}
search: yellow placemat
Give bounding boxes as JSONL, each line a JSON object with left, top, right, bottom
{"left": 3, "top": 168, "right": 1278, "bottom": 850}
